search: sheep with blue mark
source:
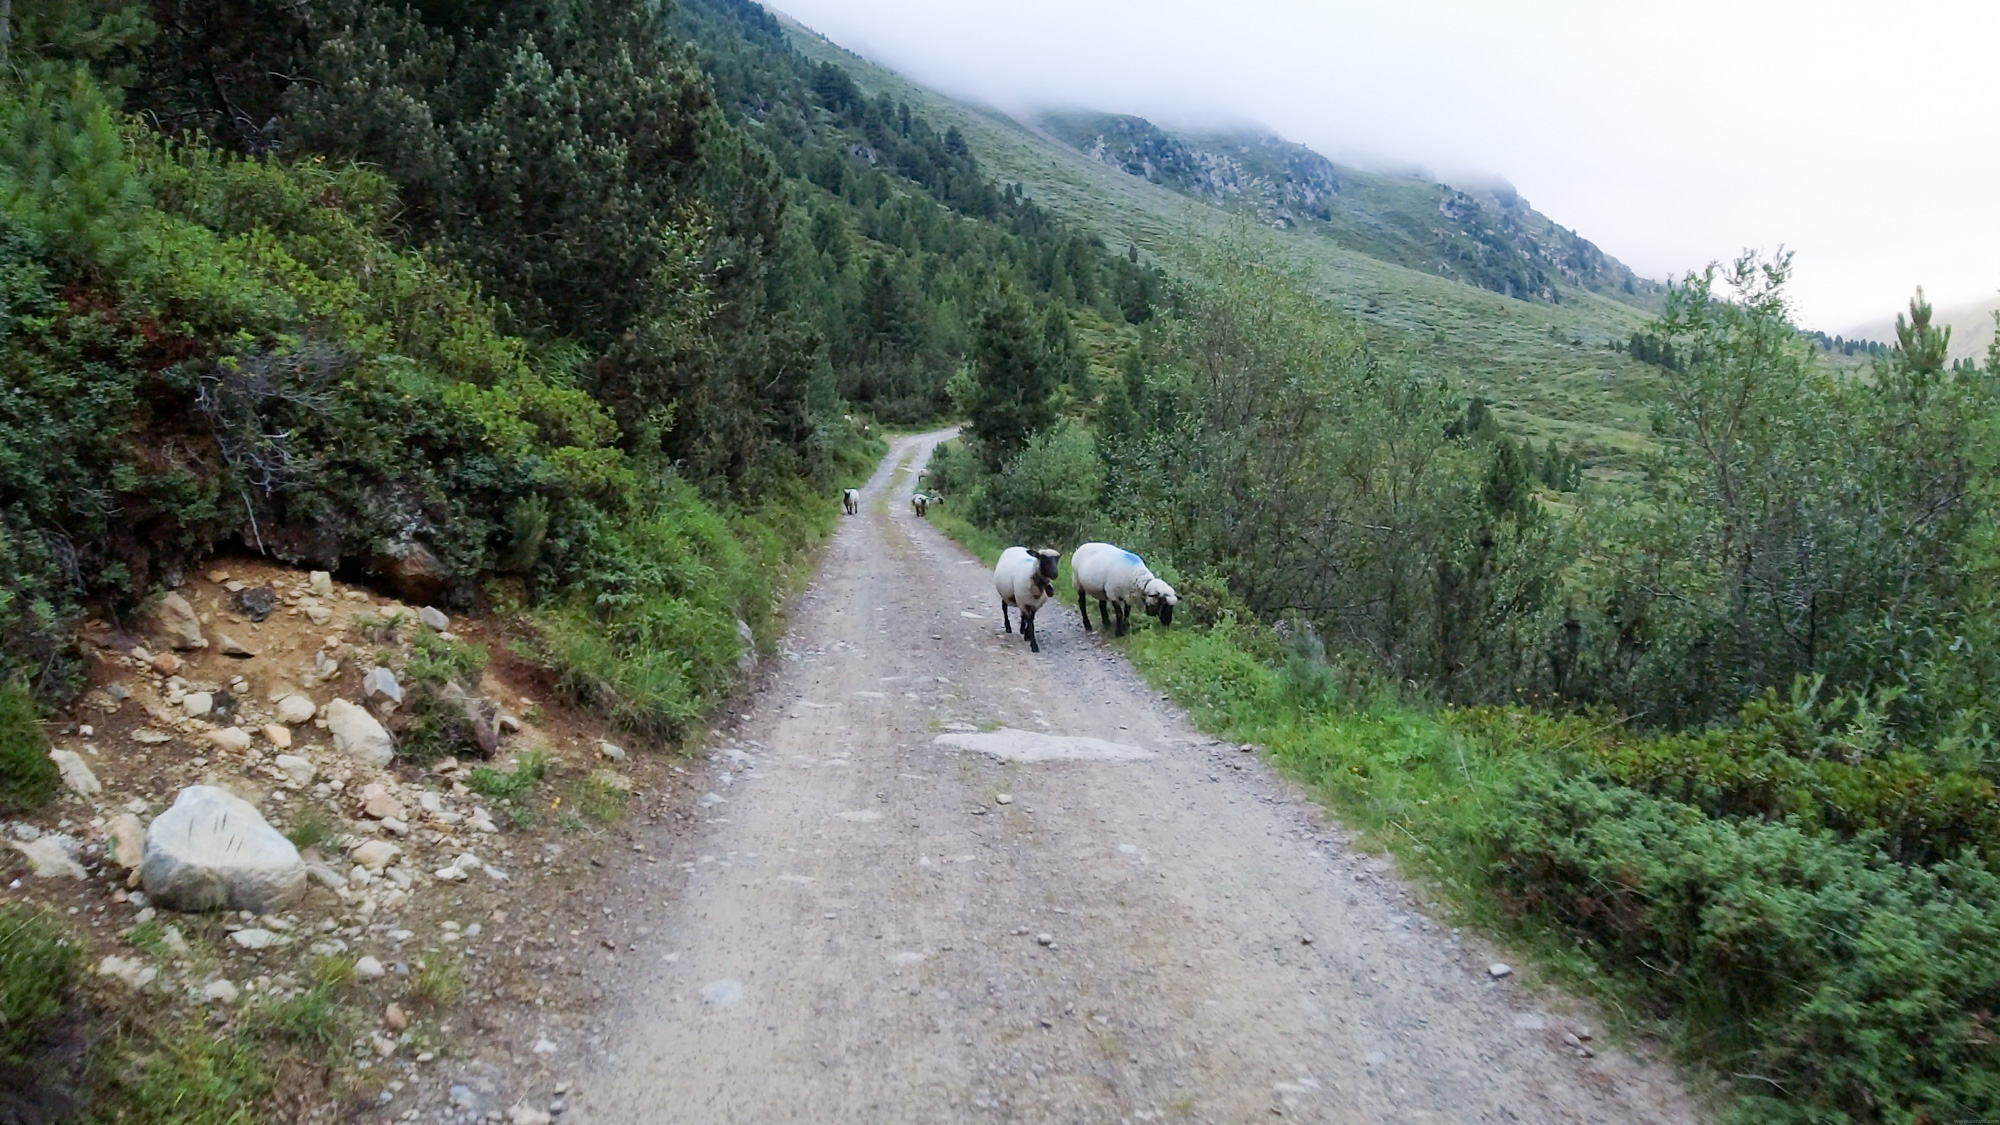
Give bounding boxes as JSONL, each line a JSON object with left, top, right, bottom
{"left": 1071, "top": 542, "right": 1177, "bottom": 636}
{"left": 994, "top": 546, "right": 1062, "bottom": 652}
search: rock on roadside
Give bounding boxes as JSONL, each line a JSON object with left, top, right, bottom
{"left": 327, "top": 699, "right": 395, "bottom": 765}
{"left": 140, "top": 785, "right": 306, "bottom": 913}
{"left": 49, "top": 749, "right": 101, "bottom": 797}
{"left": 148, "top": 592, "right": 207, "bottom": 651}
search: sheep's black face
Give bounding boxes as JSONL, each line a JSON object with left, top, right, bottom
{"left": 1158, "top": 602, "right": 1174, "bottom": 627}
{"left": 1034, "top": 549, "right": 1060, "bottom": 581}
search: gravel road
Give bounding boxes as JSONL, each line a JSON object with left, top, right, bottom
{"left": 569, "top": 429, "right": 1697, "bottom": 1124}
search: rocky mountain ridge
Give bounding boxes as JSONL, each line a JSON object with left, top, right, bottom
{"left": 1038, "top": 109, "right": 1663, "bottom": 308}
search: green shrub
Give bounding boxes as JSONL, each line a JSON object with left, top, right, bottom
{"left": 968, "top": 423, "right": 1103, "bottom": 549}
{"left": 0, "top": 682, "right": 58, "bottom": 812}
{"left": 1490, "top": 776, "right": 2000, "bottom": 1124}
{"left": 0, "top": 903, "right": 80, "bottom": 1068}
{"left": 467, "top": 750, "right": 547, "bottom": 801}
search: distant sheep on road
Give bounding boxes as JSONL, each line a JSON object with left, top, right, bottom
{"left": 843, "top": 488, "right": 859, "bottom": 515}
{"left": 910, "top": 493, "right": 929, "bottom": 516}
{"left": 1072, "top": 542, "right": 1177, "bottom": 636}
{"left": 995, "top": 546, "right": 1061, "bottom": 653}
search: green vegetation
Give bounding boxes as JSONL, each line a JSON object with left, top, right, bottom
{"left": 926, "top": 211, "right": 2000, "bottom": 1121}
{"left": 0, "top": 681, "right": 58, "bottom": 811}
{"left": 0, "top": 903, "right": 80, "bottom": 1070}
{"left": 468, "top": 749, "right": 549, "bottom": 803}
{"left": 279, "top": 808, "right": 334, "bottom": 853}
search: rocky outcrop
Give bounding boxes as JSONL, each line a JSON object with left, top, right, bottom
{"left": 139, "top": 785, "right": 306, "bottom": 912}
{"left": 374, "top": 539, "right": 450, "bottom": 603}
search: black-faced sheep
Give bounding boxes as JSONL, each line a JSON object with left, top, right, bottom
{"left": 995, "top": 546, "right": 1061, "bottom": 653}
{"left": 842, "top": 488, "right": 860, "bottom": 515}
{"left": 1071, "top": 542, "right": 1177, "bottom": 636}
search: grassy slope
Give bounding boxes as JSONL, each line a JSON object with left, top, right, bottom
{"left": 775, "top": 15, "right": 1670, "bottom": 479}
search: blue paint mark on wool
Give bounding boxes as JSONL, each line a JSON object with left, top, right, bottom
{"left": 1120, "top": 550, "right": 1142, "bottom": 565}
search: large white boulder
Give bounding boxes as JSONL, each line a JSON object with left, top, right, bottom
{"left": 326, "top": 699, "right": 394, "bottom": 765}
{"left": 139, "top": 785, "right": 306, "bottom": 913}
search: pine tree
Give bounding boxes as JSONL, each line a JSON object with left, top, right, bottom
{"left": 967, "top": 284, "right": 1055, "bottom": 471}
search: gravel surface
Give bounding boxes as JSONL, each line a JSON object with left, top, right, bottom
{"left": 568, "top": 429, "right": 1699, "bottom": 1124}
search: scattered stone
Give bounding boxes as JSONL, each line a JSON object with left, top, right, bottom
{"left": 203, "top": 978, "right": 240, "bottom": 1004}
{"left": 149, "top": 592, "right": 207, "bottom": 650}
{"left": 228, "top": 928, "right": 281, "bottom": 950}
{"left": 357, "top": 784, "right": 405, "bottom": 821}
{"left": 215, "top": 633, "right": 257, "bottom": 658}
{"left": 304, "top": 603, "right": 334, "bottom": 626}
{"left": 230, "top": 586, "right": 277, "bottom": 623}
{"left": 350, "top": 840, "right": 400, "bottom": 871}
{"left": 262, "top": 724, "right": 293, "bottom": 749}
{"left": 106, "top": 684, "right": 130, "bottom": 702}
{"left": 275, "top": 694, "right": 317, "bottom": 725}
{"left": 304, "top": 863, "right": 345, "bottom": 888}
{"left": 1488, "top": 962, "right": 1513, "bottom": 980}
{"left": 308, "top": 571, "right": 334, "bottom": 598}
{"left": 419, "top": 606, "right": 449, "bottom": 631}
{"left": 98, "top": 955, "right": 158, "bottom": 990}
{"left": 205, "top": 727, "right": 253, "bottom": 753}
{"left": 273, "top": 754, "right": 316, "bottom": 786}
{"left": 509, "top": 1104, "right": 553, "bottom": 1125}
{"left": 994, "top": 793, "right": 1013, "bottom": 806}
{"left": 531, "top": 1036, "right": 558, "bottom": 1056}
{"left": 379, "top": 816, "right": 409, "bottom": 837}
{"left": 434, "top": 863, "right": 468, "bottom": 882}
{"left": 383, "top": 1002, "right": 408, "bottom": 1031}
{"left": 49, "top": 749, "right": 101, "bottom": 797}
{"left": 327, "top": 699, "right": 394, "bottom": 765}
{"left": 107, "top": 813, "right": 145, "bottom": 869}
{"left": 12, "top": 835, "right": 86, "bottom": 878}
{"left": 313, "top": 650, "right": 339, "bottom": 679}
{"left": 497, "top": 713, "right": 522, "bottom": 734}
{"left": 150, "top": 652, "right": 183, "bottom": 675}
{"left": 598, "top": 741, "right": 627, "bottom": 762}
{"left": 1036, "top": 932, "right": 1054, "bottom": 946}
{"left": 159, "top": 925, "right": 190, "bottom": 957}
{"left": 361, "top": 666, "right": 403, "bottom": 706}
{"left": 140, "top": 785, "right": 306, "bottom": 913}
{"left": 181, "top": 692, "right": 214, "bottom": 719}
{"left": 354, "top": 955, "right": 386, "bottom": 981}
{"left": 449, "top": 1086, "right": 477, "bottom": 1110}
{"left": 132, "top": 729, "right": 174, "bottom": 744}
{"left": 736, "top": 617, "right": 757, "bottom": 674}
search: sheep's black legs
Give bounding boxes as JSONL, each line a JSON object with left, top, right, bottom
{"left": 1116, "top": 603, "right": 1130, "bottom": 637}
{"left": 1001, "top": 602, "right": 1013, "bottom": 633}
{"left": 1023, "top": 607, "right": 1039, "bottom": 652}
{"left": 1078, "top": 589, "right": 1094, "bottom": 632}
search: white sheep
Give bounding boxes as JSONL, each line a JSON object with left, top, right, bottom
{"left": 842, "top": 488, "right": 859, "bottom": 515}
{"left": 910, "top": 493, "right": 929, "bottom": 517}
{"left": 1071, "top": 542, "right": 1178, "bottom": 636}
{"left": 994, "top": 546, "right": 1062, "bottom": 652}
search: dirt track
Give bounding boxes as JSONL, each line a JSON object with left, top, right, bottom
{"left": 567, "top": 429, "right": 1697, "bottom": 1124}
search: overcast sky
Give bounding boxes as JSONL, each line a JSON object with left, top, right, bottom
{"left": 769, "top": 0, "right": 1998, "bottom": 334}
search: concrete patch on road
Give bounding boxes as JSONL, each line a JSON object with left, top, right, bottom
{"left": 933, "top": 729, "right": 1158, "bottom": 763}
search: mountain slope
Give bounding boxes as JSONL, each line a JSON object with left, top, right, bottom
{"left": 1846, "top": 293, "right": 1999, "bottom": 364}
{"left": 1037, "top": 109, "right": 1663, "bottom": 309}
{"left": 769, "top": 14, "right": 1674, "bottom": 478}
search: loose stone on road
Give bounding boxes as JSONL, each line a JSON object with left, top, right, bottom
{"left": 572, "top": 428, "right": 1697, "bottom": 1124}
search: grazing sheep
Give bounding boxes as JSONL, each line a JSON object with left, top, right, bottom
{"left": 911, "top": 493, "right": 929, "bottom": 517}
{"left": 842, "top": 488, "right": 860, "bottom": 515}
{"left": 1071, "top": 542, "right": 1178, "bottom": 636}
{"left": 995, "top": 546, "right": 1062, "bottom": 653}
